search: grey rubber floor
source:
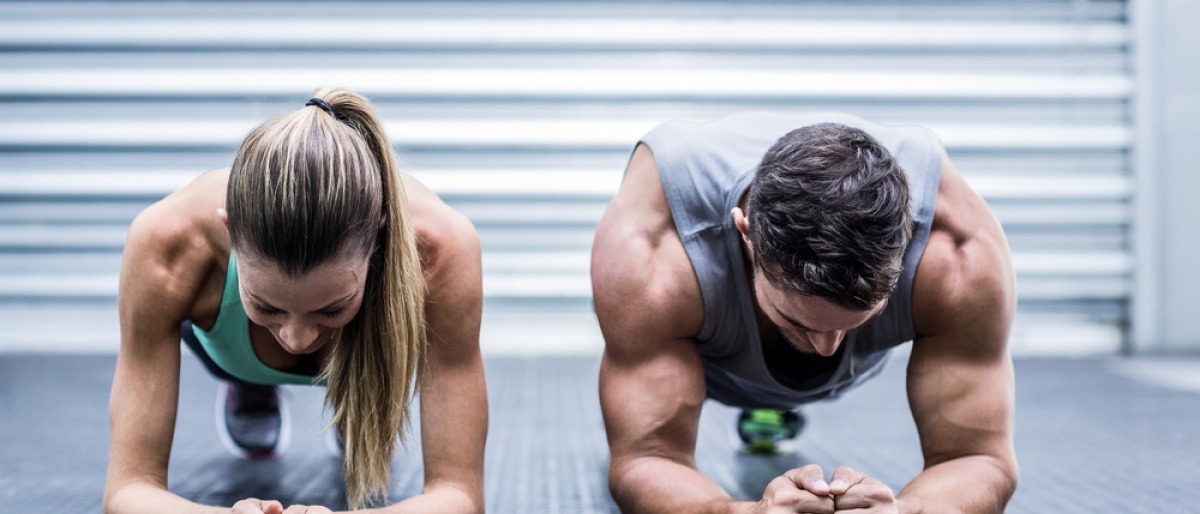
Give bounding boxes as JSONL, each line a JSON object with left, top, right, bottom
{"left": 2, "top": 352, "right": 1199, "bottom": 513}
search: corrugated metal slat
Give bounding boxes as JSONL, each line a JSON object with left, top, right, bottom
{"left": 0, "top": 0, "right": 1133, "bottom": 354}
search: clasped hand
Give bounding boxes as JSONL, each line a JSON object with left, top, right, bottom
{"left": 231, "top": 498, "right": 335, "bottom": 514}
{"left": 755, "top": 464, "right": 898, "bottom": 514}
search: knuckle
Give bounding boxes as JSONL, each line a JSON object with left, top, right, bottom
{"left": 772, "top": 491, "right": 803, "bottom": 506}
{"left": 799, "top": 463, "right": 824, "bottom": 475}
{"left": 866, "top": 487, "right": 896, "bottom": 503}
{"left": 799, "top": 495, "right": 836, "bottom": 513}
{"left": 764, "top": 475, "right": 792, "bottom": 494}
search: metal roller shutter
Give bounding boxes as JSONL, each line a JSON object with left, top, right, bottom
{"left": 0, "top": 1, "right": 1131, "bottom": 354}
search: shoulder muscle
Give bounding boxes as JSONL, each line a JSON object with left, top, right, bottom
{"left": 912, "top": 154, "right": 1015, "bottom": 356}
{"left": 592, "top": 144, "right": 703, "bottom": 359}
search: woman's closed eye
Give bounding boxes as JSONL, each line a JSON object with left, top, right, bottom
{"left": 254, "top": 303, "right": 284, "bottom": 316}
{"left": 251, "top": 298, "right": 348, "bottom": 318}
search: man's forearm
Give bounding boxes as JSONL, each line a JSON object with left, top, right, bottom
{"left": 611, "top": 455, "right": 755, "bottom": 514}
{"left": 896, "top": 454, "right": 1017, "bottom": 514}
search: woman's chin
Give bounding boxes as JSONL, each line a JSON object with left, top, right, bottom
{"left": 281, "top": 342, "right": 324, "bottom": 356}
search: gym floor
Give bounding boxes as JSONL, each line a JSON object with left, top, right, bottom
{"left": 2, "top": 351, "right": 1198, "bottom": 513}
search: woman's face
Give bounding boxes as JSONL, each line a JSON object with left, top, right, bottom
{"left": 236, "top": 250, "right": 371, "bottom": 355}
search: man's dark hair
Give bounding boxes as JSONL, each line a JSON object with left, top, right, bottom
{"left": 747, "top": 122, "right": 912, "bottom": 311}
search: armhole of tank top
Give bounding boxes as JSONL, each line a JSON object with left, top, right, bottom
{"left": 895, "top": 130, "right": 945, "bottom": 343}
{"left": 195, "top": 253, "right": 238, "bottom": 340}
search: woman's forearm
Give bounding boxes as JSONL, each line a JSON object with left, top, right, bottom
{"left": 105, "top": 481, "right": 228, "bottom": 514}
{"left": 353, "top": 483, "right": 481, "bottom": 514}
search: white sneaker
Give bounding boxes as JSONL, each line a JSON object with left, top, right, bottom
{"left": 214, "top": 382, "right": 291, "bottom": 459}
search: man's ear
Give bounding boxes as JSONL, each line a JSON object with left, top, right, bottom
{"left": 731, "top": 207, "right": 752, "bottom": 244}
{"left": 216, "top": 208, "right": 228, "bottom": 226}
{"left": 731, "top": 207, "right": 755, "bottom": 260}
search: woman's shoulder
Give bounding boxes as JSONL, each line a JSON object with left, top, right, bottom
{"left": 128, "top": 168, "right": 230, "bottom": 254}
{"left": 400, "top": 174, "right": 480, "bottom": 282}
{"left": 403, "top": 174, "right": 478, "bottom": 251}
{"left": 122, "top": 169, "right": 231, "bottom": 311}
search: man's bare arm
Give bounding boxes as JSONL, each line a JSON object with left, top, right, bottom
{"left": 593, "top": 145, "right": 738, "bottom": 513}
{"left": 594, "top": 145, "right": 833, "bottom": 514}
{"left": 896, "top": 155, "right": 1019, "bottom": 514}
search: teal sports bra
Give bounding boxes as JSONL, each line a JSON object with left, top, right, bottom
{"left": 192, "top": 253, "right": 326, "bottom": 386}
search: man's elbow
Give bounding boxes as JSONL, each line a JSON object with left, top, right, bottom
{"left": 607, "top": 456, "right": 638, "bottom": 506}
{"left": 607, "top": 454, "right": 665, "bottom": 510}
{"left": 999, "top": 455, "right": 1019, "bottom": 505}
{"left": 983, "top": 451, "right": 1019, "bottom": 509}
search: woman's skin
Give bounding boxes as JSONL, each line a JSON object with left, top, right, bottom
{"left": 104, "top": 168, "right": 488, "bottom": 514}
{"left": 233, "top": 240, "right": 368, "bottom": 368}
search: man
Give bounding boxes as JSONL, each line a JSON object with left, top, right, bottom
{"left": 591, "top": 112, "right": 1017, "bottom": 513}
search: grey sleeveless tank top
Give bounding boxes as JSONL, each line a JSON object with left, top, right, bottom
{"left": 640, "top": 112, "right": 942, "bottom": 407}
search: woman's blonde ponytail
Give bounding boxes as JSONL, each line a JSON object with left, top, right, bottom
{"left": 315, "top": 87, "right": 426, "bottom": 509}
{"left": 227, "top": 87, "right": 426, "bottom": 509}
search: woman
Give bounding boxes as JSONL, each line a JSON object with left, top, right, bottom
{"left": 104, "top": 88, "right": 487, "bottom": 514}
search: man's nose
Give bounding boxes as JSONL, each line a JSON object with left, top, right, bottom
{"left": 809, "top": 331, "right": 845, "bottom": 357}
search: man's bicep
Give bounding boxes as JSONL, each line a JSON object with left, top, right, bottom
{"left": 599, "top": 333, "right": 708, "bottom": 467}
{"left": 906, "top": 326, "right": 1016, "bottom": 469}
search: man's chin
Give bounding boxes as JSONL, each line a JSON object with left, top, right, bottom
{"left": 785, "top": 337, "right": 837, "bottom": 357}
{"left": 784, "top": 337, "right": 817, "bottom": 355}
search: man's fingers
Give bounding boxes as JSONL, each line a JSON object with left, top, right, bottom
{"left": 828, "top": 465, "right": 866, "bottom": 495}
{"left": 833, "top": 476, "right": 898, "bottom": 510}
{"left": 783, "top": 464, "right": 830, "bottom": 496}
{"left": 762, "top": 475, "right": 835, "bottom": 514}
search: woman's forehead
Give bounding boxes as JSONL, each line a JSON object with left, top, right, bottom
{"left": 237, "top": 255, "right": 368, "bottom": 307}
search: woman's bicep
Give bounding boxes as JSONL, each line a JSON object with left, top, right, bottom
{"left": 420, "top": 209, "right": 483, "bottom": 362}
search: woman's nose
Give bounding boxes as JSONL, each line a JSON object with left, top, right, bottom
{"left": 278, "top": 321, "right": 320, "bottom": 352}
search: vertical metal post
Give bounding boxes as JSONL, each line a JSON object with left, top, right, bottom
{"left": 1132, "top": 0, "right": 1200, "bottom": 353}
{"left": 1130, "top": 0, "right": 1160, "bottom": 353}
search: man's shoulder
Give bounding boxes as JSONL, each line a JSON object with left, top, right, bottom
{"left": 593, "top": 147, "right": 705, "bottom": 346}
{"left": 591, "top": 231, "right": 706, "bottom": 348}
{"left": 911, "top": 160, "right": 1015, "bottom": 343}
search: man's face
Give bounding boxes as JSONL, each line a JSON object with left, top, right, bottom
{"left": 751, "top": 270, "right": 887, "bottom": 357}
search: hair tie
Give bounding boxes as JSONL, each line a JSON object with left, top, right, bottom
{"left": 306, "top": 98, "right": 347, "bottom": 122}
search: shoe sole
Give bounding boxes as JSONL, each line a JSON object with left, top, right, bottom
{"left": 214, "top": 382, "right": 292, "bottom": 460}
{"left": 730, "top": 411, "right": 804, "bottom": 456}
